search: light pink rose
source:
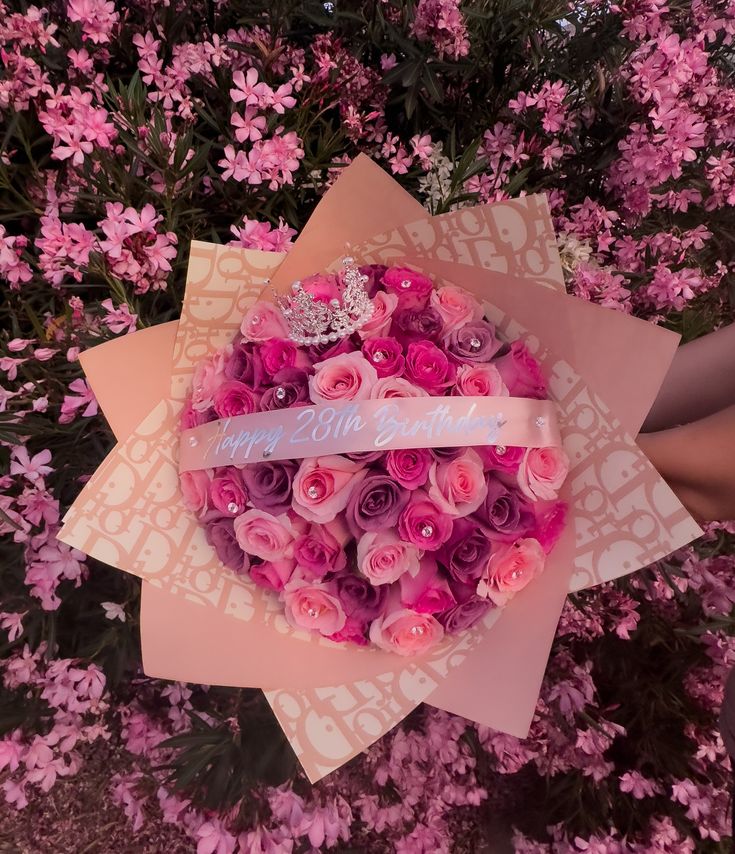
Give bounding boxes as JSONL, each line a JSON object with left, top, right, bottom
{"left": 240, "top": 300, "right": 289, "bottom": 342}
{"left": 190, "top": 349, "right": 228, "bottom": 412}
{"left": 370, "top": 376, "right": 429, "bottom": 399}
{"left": 234, "top": 509, "right": 296, "bottom": 561}
{"left": 357, "top": 531, "right": 421, "bottom": 586}
{"left": 309, "top": 351, "right": 378, "bottom": 404}
{"left": 369, "top": 607, "right": 445, "bottom": 656}
{"left": 358, "top": 290, "right": 399, "bottom": 339}
{"left": 180, "top": 469, "right": 210, "bottom": 516}
{"left": 399, "top": 557, "right": 456, "bottom": 614}
{"left": 282, "top": 579, "right": 347, "bottom": 636}
{"left": 292, "top": 455, "right": 367, "bottom": 523}
{"left": 477, "top": 537, "right": 546, "bottom": 606}
{"left": 431, "top": 285, "right": 483, "bottom": 333}
{"left": 517, "top": 446, "right": 570, "bottom": 501}
{"left": 454, "top": 363, "right": 508, "bottom": 397}
{"left": 249, "top": 558, "right": 295, "bottom": 592}
{"left": 428, "top": 449, "right": 488, "bottom": 517}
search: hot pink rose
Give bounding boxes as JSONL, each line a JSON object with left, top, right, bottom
{"left": 382, "top": 266, "right": 434, "bottom": 310}
{"left": 362, "top": 337, "right": 405, "bottom": 378}
{"left": 258, "top": 338, "right": 297, "bottom": 376}
{"left": 327, "top": 614, "right": 370, "bottom": 646}
{"left": 476, "top": 444, "right": 524, "bottom": 473}
{"left": 293, "top": 523, "right": 346, "bottom": 580}
{"left": 282, "top": 579, "right": 347, "bottom": 636}
{"left": 209, "top": 469, "right": 248, "bottom": 516}
{"left": 213, "top": 380, "right": 259, "bottom": 418}
{"left": 190, "top": 349, "right": 228, "bottom": 412}
{"left": 359, "top": 290, "right": 399, "bottom": 339}
{"left": 399, "top": 557, "right": 456, "bottom": 614}
{"left": 454, "top": 363, "right": 508, "bottom": 397}
{"left": 370, "top": 376, "right": 429, "bottom": 399}
{"left": 300, "top": 273, "right": 341, "bottom": 304}
{"left": 494, "top": 341, "right": 547, "bottom": 399}
{"left": 531, "top": 500, "right": 568, "bottom": 554}
{"left": 240, "top": 300, "right": 289, "bottom": 341}
{"left": 404, "top": 340, "right": 455, "bottom": 393}
{"left": 234, "top": 509, "right": 295, "bottom": 561}
{"left": 309, "top": 351, "right": 378, "bottom": 404}
{"left": 292, "top": 455, "right": 367, "bottom": 523}
{"left": 386, "top": 447, "right": 432, "bottom": 489}
{"left": 180, "top": 469, "right": 210, "bottom": 516}
{"left": 428, "top": 449, "right": 488, "bottom": 517}
{"left": 517, "top": 446, "right": 569, "bottom": 501}
{"left": 369, "top": 606, "right": 445, "bottom": 656}
{"left": 477, "top": 537, "right": 546, "bottom": 606}
{"left": 398, "top": 492, "right": 453, "bottom": 550}
{"left": 357, "top": 531, "right": 421, "bottom": 585}
{"left": 249, "top": 558, "right": 295, "bottom": 592}
{"left": 431, "top": 285, "right": 483, "bottom": 333}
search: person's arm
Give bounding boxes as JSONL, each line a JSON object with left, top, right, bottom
{"left": 637, "top": 404, "right": 735, "bottom": 522}
{"left": 642, "top": 322, "right": 735, "bottom": 433}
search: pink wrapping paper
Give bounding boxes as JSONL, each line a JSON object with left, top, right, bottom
{"left": 59, "top": 155, "right": 701, "bottom": 782}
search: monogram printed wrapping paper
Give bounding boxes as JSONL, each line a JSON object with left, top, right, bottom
{"left": 58, "top": 156, "right": 702, "bottom": 782}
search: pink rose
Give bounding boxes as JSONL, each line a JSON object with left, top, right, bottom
{"left": 240, "top": 300, "right": 289, "bottom": 342}
{"left": 190, "top": 349, "right": 228, "bottom": 412}
{"left": 398, "top": 492, "right": 453, "bottom": 550}
{"left": 234, "top": 509, "right": 295, "bottom": 561}
{"left": 292, "top": 455, "right": 367, "bottom": 523}
{"left": 180, "top": 469, "right": 210, "bottom": 516}
{"left": 370, "top": 376, "right": 429, "bottom": 399}
{"left": 282, "top": 579, "right": 347, "bottom": 636}
{"left": 327, "top": 614, "right": 370, "bottom": 646}
{"left": 258, "top": 339, "right": 297, "bottom": 376}
{"left": 477, "top": 537, "right": 546, "bottom": 606}
{"left": 181, "top": 401, "right": 206, "bottom": 429}
{"left": 454, "top": 363, "right": 508, "bottom": 397}
{"left": 369, "top": 605, "right": 445, "bottom": 656}
{"left": 431, "top": 285, "right": 483, "bottom": 333}
{"left": 494, "top": 341, "right": 547, "bottom": 399}
{"left": 531, "top": 500, "right": 568, "bottom": 554}
{"left": 293, "top": 523, "right": 346, "bottom": 580}
{"left": 382, "top": 266, "right": 434, "bottom": 310}
{"left": 404, "top": 340, "right": 455, "bottom": 393}
{"left": 213, "top": 380, "right": 259, "bottom": 418}
{"left": 300, "top": 273, "right": 342, "bottom": 304}
{"left": 309, "top": 351, "right": 378, "bottom": 404}
{"left": 476, "top": 444, "right": 524, "bottom": 473}
{"left": 209, "top": 469, "right": 248, "bottom": 516}
{"left": 357, "top": 531, "right": 421, "bottom": 585}
{"left": 362, "top": 337, "right": 405, "bottom": 378}
{"left": 249, "top": 558, "right": 295, "bottom": 592}
{"left": 428, "top": 449, "right": 488, "bottom": 517}
{"left": 399, "top": 557, "right": 456, "bottom": 614}
{"left": 386, "top": 447, "right": 432, "bottom": 489}
{"left": 359, "top": 290, "right": 399, "bottom": 339}
{"left": 517, "top": 446, "right": 569, "bottom": 501}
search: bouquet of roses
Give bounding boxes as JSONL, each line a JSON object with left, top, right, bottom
{"left": 178, "top": 259, "right": 569, "bottom": 655}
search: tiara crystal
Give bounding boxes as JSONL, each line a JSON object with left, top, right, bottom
{"left": 275, "top": 257, "right": 375, "bottom": 345}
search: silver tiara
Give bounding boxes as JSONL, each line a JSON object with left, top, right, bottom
{"left": 275, "top": 257, "right": 375, "bottom": 346}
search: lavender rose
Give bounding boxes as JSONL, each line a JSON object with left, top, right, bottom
{"left": 346, "top": 474, "right": 410, "bottom": 535}
{"left": 203, "top": 513, "right": 249, "bottom": 573}
{"left": 359, "top": 264, "right": 388, "bottom": 298}
{"left": 439, "top": 517, "right": 492, "bottom": 584}
{"left": 225, "top": 340, "right": 266, "bottom": 388}
{"left": 438, "top": 578, "right": 493, "bottom": 633}
{"left": 241, "top": 460, "right": 298, "bottom": 515}
{"left": 478, "top": 474, "right": 535, "bottom": 541}
{"left": 260, "top": 368, "right": 310, "bottom": 411}
{"left": 392, "top": 306, "right": 445, "bottom": 342}
{"left": 334, "top": 571, "right": 387, "bottom": 620}
{"left": 446, "top": 320, "right": 503, "bottom": 363}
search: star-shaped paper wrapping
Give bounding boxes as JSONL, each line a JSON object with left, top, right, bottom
{"left": 58, "top": 156, "right": 702, "bottom": 783}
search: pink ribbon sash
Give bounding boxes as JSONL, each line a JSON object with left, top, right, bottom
{"left": 179, "top": 396, "right": 561, "bottom": 471}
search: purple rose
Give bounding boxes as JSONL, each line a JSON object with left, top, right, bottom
{"left": 432, "top": 446, "right": 465, "bottom": 461}
{"left": 225, "top": 340, "right": 266, "bottom": 388}
{"left": 386, "top": 448, "right": 432, "bottom": 489}
{"left": 293, "top": 524, "right": 346, "bottom": 580}
{"left": 392, "top": 306, "right": 445, "bottom": 342}
{"left": 334, "top": 571, "right": 387, "bottom": 620}
{"left": 362, "top": 336, "right": 405, "bottom": 378}
{"left": 344, "top": 449, "right": 385, "bottom": 464}
{"left": 346, "top": 474, "right": 410, "bottom": 536}
{"left": 260, "top": 368, "right": 310, "bottom": 411}
{"left": 403, "top": 340, "right": 456, "bottom": 393}
{"left": 360, "top": 264, "right": 388, "bottom": 298}
{"left": 438, "top": 578, "right": 493, "bottom": 633}
{"left": 241, "top": 460, "right": 298, "bottom": 515}
{"left": 306, "top": 336, "right": 355, "bottom": 362}
{"left": 439, "top": 517, "right": 492, "bottom": 584}
{"left": 446, "top": 320, "right": 503, "bottom": 363}
{"left": 203, "top": 513, "right": 249, "bottom": 573}
{"left": 477, "top": 474, "right": 535, "bottom": 541}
